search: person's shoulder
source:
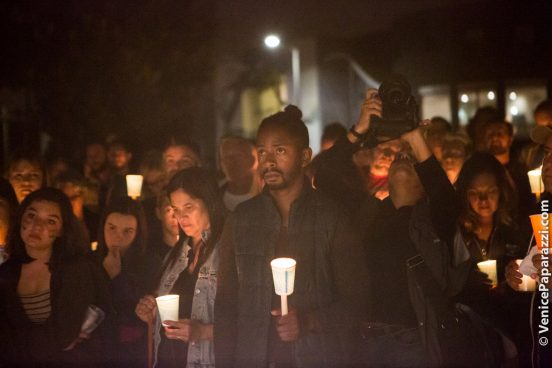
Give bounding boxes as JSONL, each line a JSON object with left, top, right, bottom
{"left": 233, "top": 193, "right": 265, "bottom": 214}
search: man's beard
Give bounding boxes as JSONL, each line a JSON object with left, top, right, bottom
{"left": 488, "top": 143, "right": 508, "bottom": 156}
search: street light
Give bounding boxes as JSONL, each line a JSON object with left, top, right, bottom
{"left": 263, "top": 34, "right": 300, "bottom": 106}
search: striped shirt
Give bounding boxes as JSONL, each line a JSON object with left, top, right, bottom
{"left": 20, "top": 290, "right": 51, "bottom": 324}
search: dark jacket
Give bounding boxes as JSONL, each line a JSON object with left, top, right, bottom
{"left": 0, "top": 255, "right": 111, "bottom": 367}
{"left": 215, "top": 182, "right": 369, "bottom": 368}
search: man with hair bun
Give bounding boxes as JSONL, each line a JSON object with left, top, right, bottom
{"left": 215, "top": 105, "right": 369, "bottom": 368}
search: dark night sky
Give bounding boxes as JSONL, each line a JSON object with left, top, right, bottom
{"left": 0, "top": 0, "right": 549, "bottom": 166}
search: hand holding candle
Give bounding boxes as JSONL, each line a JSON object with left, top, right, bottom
{"left": 156, "top": 294, "right": 179, "bottom": 326}
{"left": 271, "top": 258, "right": 296, "bottom": 316}
{"left": 477, "top": 260, "right": 498, "bottom": 288}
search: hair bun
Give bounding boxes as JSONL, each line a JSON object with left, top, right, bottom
{"left": 284, "top": 105, "right": 303, "bottom": 120}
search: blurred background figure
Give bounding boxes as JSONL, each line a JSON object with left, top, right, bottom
{"left": 466, "top": 106, "right": 504, "bottom": 153}
{"left": 426, "top": 116, "right": 452, "bottom": 161}
{"left": 482, "top": 120, "right": 533, "bottom": 219}
{"left": 320, "top": 122, "right": 347, "bottom": 151}
{"left": 84, "top": 141, "right": 109, "bottom": 186}
{"left": 104, "top": 139, "right": 134, "bottom": 206}
{"left": 218, "top": 135, "right": 262, "bottom": 211}
{"left": 138, "top": 149, "right": 165, "bottom": 200}
{"left": 47, "top": 156, "right": 71, "bottom": 186}
{"left": 6, "top": 150, "right": 47, "bottom": 204}
{"left": 353, "top": 139, "right": 402, "bottom": 200}
{"left": 54, "top": 169, "right": 99, "bottom": 243}
{"left": 162, "top": 136, "right": 201, "bottom": 181}
{"left": 0, "top": 198, "right": 10, "bottom": 264}
{"left": 440, "top": 133, "right": 471, "bottom": 184}
{"left": 519, "top": 99, "right": 552, "bottom": 170}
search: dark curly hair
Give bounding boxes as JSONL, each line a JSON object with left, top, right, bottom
{"left": 257, "top": 105, "right": 309, "bottom": 149}
{"left": 455, "top": 153, "right": 517, "bottom": 233}
{"left": 6, "top": 187, "right": 87, "bottom": 271}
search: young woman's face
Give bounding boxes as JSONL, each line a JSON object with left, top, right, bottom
{"left": 170, "top": 189, "right": 210, "bottom": 243}
{"left": 103, "top": 213, "right": 137, "bottom": 254}
{"left": 157, "top": 203, "right": 180, "bottom": 239}
{"left": 9, "top": 160, "right": 43, "bottom": 203}
{"left": 467, "top": 172, "right": 500, "bottom": 219}
{"left": 20, "top": 200, "right": 63, "bottom": 252}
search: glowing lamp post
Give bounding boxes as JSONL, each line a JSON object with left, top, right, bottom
{"left": 126, "top": 175, "right": 144, "bottom": 200}
{"left": 263, "top": 34, "right": 300, "bottom": 106}
{"left": 270, "top": 258, "right": 296, "bottom": 315}
{"left": 528, "top": 166, "right": 544, "bottom": 202}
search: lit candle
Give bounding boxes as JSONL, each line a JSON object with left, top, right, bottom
{"left": 270, "top": 258, "right": 296, "bottom": 315}
{"left": 477, "top": 260, "right": 498, "bottom": 288}
{"left": 126, "top": 175, "right": 144, "bottom": 200}
{"left": 528, "top": 167, "right": 544, "bottom": 202}
{"left": 515, "top": 260, "right": 537, "bottom": 292}
{"left": 90, "top": 241, "right": 98, "bottom": 251}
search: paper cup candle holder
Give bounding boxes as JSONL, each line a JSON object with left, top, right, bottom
{"left": 156, "top": 294, "right": 179, "bottom": 326}
{"left": 126, "top": 174, "right": 144, "bottom": 200}
{"left": 271, "top": 258, "right": 296, "bottom": 316}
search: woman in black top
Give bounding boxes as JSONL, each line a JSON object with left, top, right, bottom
{"left": 96, "top": 197, "right": 162, "bottom": 367}
{"left": 0, "top": 188, "right": 110, "bottom": 367}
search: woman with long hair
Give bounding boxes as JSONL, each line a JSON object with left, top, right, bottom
{"left": 135, "top": 167, "right": 225, "bottom": 368}
{"left": 0, "top": 187, "right": 109, "bottom": 367}
{"left": 96, "top": 197, "right": 162, "bottom": 367}
{"left": 455, "top": 153, "right": 528, "bottom": 364}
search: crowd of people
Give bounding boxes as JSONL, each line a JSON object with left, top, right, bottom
{"left": 0, "top": 89, "right": 551, "bottom": 367}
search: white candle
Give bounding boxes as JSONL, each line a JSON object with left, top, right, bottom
{"left": 516, "top": 259, "right": 537, "bottom": 292}
{"left": 126, "top": 175, "right": 144, "bottom": 199}
{"left": 528, "top": 167, "right": 544, "bottom": 194}
{"left": 477, "top": 260, "right": 498, "bottom": 288}
{"left": 270, "top": 258, "right": 296, "bottom": 316}
{"left": 156, "top": 294, "right": 180, "bottom": 326}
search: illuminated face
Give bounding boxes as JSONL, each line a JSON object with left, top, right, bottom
{"left": 157, "top": 203, "right": 180, "bottom": 239}
{"left": 256, "top": 125, "right": 311, "bottom": 191}
{"left": 388, "top": 154, "right": 423, "bottom": 202}
{"left": 103, "top": 213, "right": 137, "bottom": 255}
{"left": 9, "top": 160, "right": 44, "bottom": 203}
{"left": 163, "top": 145, "right": 200, "bottom": 177}
{"left": 170, "top": 189, "right": 210, "bottom": 243}
{"left": 20, "top": 200, "right": 63, "bottom": 253}
{"left": 484, "top": 123, "right": 512, "bottom": 156}
{"left": 219, "top": 139, "right": 257, "bottom": 182}
{"left": 370, "top": 139, "right": 402, "bottom": 177}
{"left": 467, "top": 172, "right": 499, "bottom": 219}
{"left": 441, "top": 141, "right": 467, "bottom": 183}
